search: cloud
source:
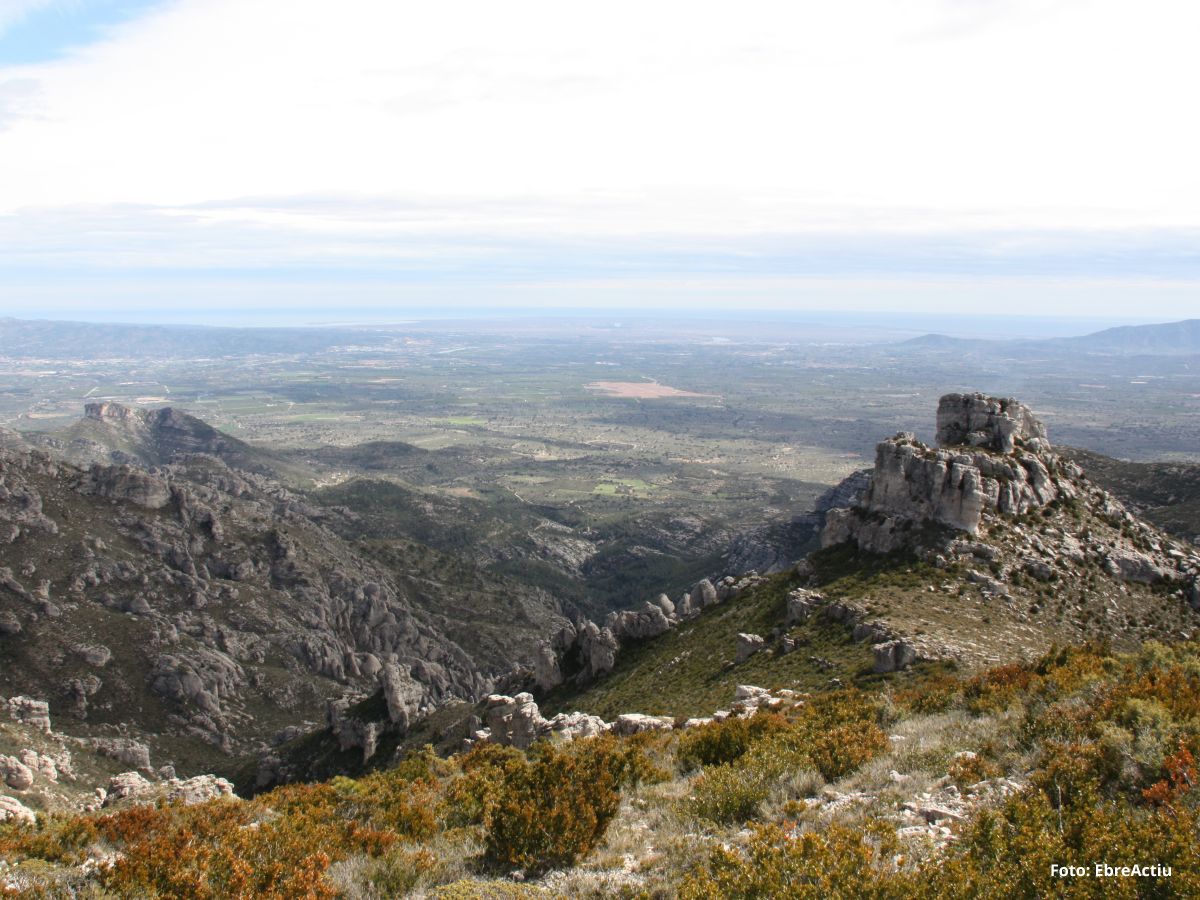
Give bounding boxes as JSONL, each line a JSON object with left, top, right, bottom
{"left": 0, "top": 0, "right": 1199, "bottom": 316}
{"left": 0, "top": 75, "right": 41, "bottom": 127}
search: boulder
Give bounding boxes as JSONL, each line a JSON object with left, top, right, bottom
{"left": 532, "top": 643, "right": 564, "bottom": 692}
{"left": 18, "top": 749, "right": 58, "bottom": 783}
{"left": 611, "top": 713, "right": 674, "bottom": 735}
{"left": 103, "top": 771, "right": 156, "bottom": 806}
{"left": 785, "top": 589, "right": 822, "bottom": 624}
{"left": 873, "top": 640, "right": 917, "bottom": 674}
{"left": 578, "top": 622, "right": 619, "bottom": 678}
{"left": 692, "top": 578, "right": 719, "bottom": 609}
{"left": 381, "top": 663, "right": 424, "bottom": 733}
{"left": 1104, "top": 549, "right": 1171, "bottom": 584}
{"left": 852, "top": 621, "right": 892, "bottom": 643}
{"left": 89, "top": 737, "right": 152, "bottom": 772}
{"left": 0, "top": 795, "right": 35, "bottom": 825}
{"left": 1, "top": 756, "right": 35, "bottom": 790}
{"left": 484, "top": 693, "right": 547, "bottom": 749}
{"left": 544, "top": 711, "right": 609, "bottom": 740}
{"left": 165, "top": 774, "right": 236, "bottom": 804}
{"left": 735, "top": 633, "right": 765, "bottom": 663}
{"left": 606, "top": 601, "right": 672, "bottom": 642}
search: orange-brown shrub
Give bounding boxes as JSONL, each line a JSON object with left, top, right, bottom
{"left": 440, "top": 742, "right": 525, "bottom": 828}
{"left": 484, "top": 736, "right": 627, "bottom": 873}
{"left": 1142, "top": 740, "right": 1197, "bottom": 806}
{"left": 963, "top": 663, "right": 1038, "bottom": 713}
{"left": 948, "top": 753, "right": 1004, "bottom": 789}
{"left": 678, "top": 822, "right": 912, "bottom": 899}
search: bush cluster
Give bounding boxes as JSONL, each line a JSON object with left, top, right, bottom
{"left": 687, "top": 690, "right": 888, "bottom": 824}
{"left": 483, "top": 736, "right": 629, "bottom": 873}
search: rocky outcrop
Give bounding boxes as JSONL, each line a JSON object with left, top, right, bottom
{"left": 381, "top": 663, "right": 424, "bottom": 733}
{"left": 1, "top": 756, "right": 35, "bottom": 790}
{"left": 466, "top": 684, "right": 803, "bottom": 752}
{"left": 786, "top": 588, "right": 824, "bottom": 624}
{"left": 0, "top": 407, "right": 537, "bottom": 763}
{"left": 7, "top": 696, "right": 51, "bottom": 733}
{"left": 873, "top": 640, "right": 918, "bottom": 674}
{"left": 822, "top": 395, "right": 1070, "bottom": 552}
{"left": 612, "top": 713, "right": 675, "bottom": 735}
{"left": 935, "top": 394, "right": 1048, "bottom": 454}
{"left": 606, "top": 601, "right": 672, "bottom": 642}
{"left": 79, "top": 464, "right": 172, "bottom": 509}
{"left": 482, "top": 693, "right": 547, "bottom": 750}
{"left": 101, "top": 770, "right": 235, "bottom": 808}
{"left": 87, "top": 738, "right": 153, "bottom": 772}
{"left": 813, "top": 392, "right": 1200, "bottom": 671}
{"left": 530, "top": 572, "right": 768, "bottom": 694}
{"left": 0, "top": 795, "right": 36, "bottom": 824}
{"left": 736, "top": 633, "right": 766, "bottom": 663}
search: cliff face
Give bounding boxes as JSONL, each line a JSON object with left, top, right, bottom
{"left": 824, "top": 394, "right": 1070, "bottom": 552}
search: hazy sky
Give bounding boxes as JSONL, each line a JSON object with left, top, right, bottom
{"left": 1, "top": 0, "right": 1198, "bottom": 322}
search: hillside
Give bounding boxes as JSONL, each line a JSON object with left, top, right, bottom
{"left": 5, "top": 639, "right": 1198, "bottom": 896}
{"left": 1060, "top": 446, "right": 1200, "bottom": 544}
{"left": 900, "top": 317, "right": 1200, "bottom": 357}
{"left": 1054, "top": 317, "right": 1200, "bottom": 354}
{"left": 252, "top": 392, "right": 1199, "bottom": 792}
{"left": 27, "top": 402, "right": 301, "bottom": 480}
{"left": 0, "top": 415, "right": 565, "bottom": 775}
{"left": 4, "top": 393, "right": 1200, "bottom": 896}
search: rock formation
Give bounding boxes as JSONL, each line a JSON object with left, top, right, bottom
{"left": 935, "top": 394, "right": 1048, "bottom": 454}
{"left": 823, "top": 394, "right": 1070, "bottom": 553}
{"left": 0, "top": 405, "right": 561, "bottom": 766}
{"left": 530, "top": 572, "right": 768, "bottom": 692}
{"left": 815, "top": 392, "right": 1200, "bottom": 671}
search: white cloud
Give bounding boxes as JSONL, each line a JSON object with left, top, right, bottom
{"left": 0, "top": 0, "right": 1199, "bottom": 315}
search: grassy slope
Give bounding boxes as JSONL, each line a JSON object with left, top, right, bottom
{"left": 540, "top": 570, "right": 943, "bottom": 721}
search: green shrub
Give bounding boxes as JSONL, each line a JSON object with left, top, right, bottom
{"left": 677, "top": 713, "right": 791, "bottom": 771}
{"left": 483, "top": 737, "right": 627, "bottom": 873}
{"left": 440, "top": 743, "right": 526, "bottom": 829}
{"left": 678, "top": 822, "right": 911, "bottom": 899}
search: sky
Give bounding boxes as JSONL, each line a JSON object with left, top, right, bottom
{"left": 0, "top": 0, "right": 1198, "bottom": 324}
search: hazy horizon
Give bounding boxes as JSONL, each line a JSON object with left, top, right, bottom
{"left": 0, "top": 306, "right": 1182, "bottom": 342}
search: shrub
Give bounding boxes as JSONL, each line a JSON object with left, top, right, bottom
{"left": 688, "top": 757, "right": 783, "bottom": 824}
{"left": 963, "top": 664, "right": 1038, "bottom": 714}
{"left": 677, "top": 713, "right": 791, "bottom": 771}
{"left": 440, "top": 743, "right": 525, "bottom": 829}
{"left": 805, "top": 721, "right": 888, "bottom": 781}
{"left": 678, "top": 822, "right": 912, "bottom": 899}
{"left": 483, "top": 737, "right": 626, "bottom": 873}
{"left": 930, "top": 790, "right": 1200, "bottom": 898}
{"left": 1142, "top": 740, "right": 1197, "bottom": 807}
{"left": 947, "top": 753, "right": 1004, "bottom": 789}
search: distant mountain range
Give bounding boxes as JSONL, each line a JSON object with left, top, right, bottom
{"left": 902, "top": 317, "right": 1200, "bottom": 355}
